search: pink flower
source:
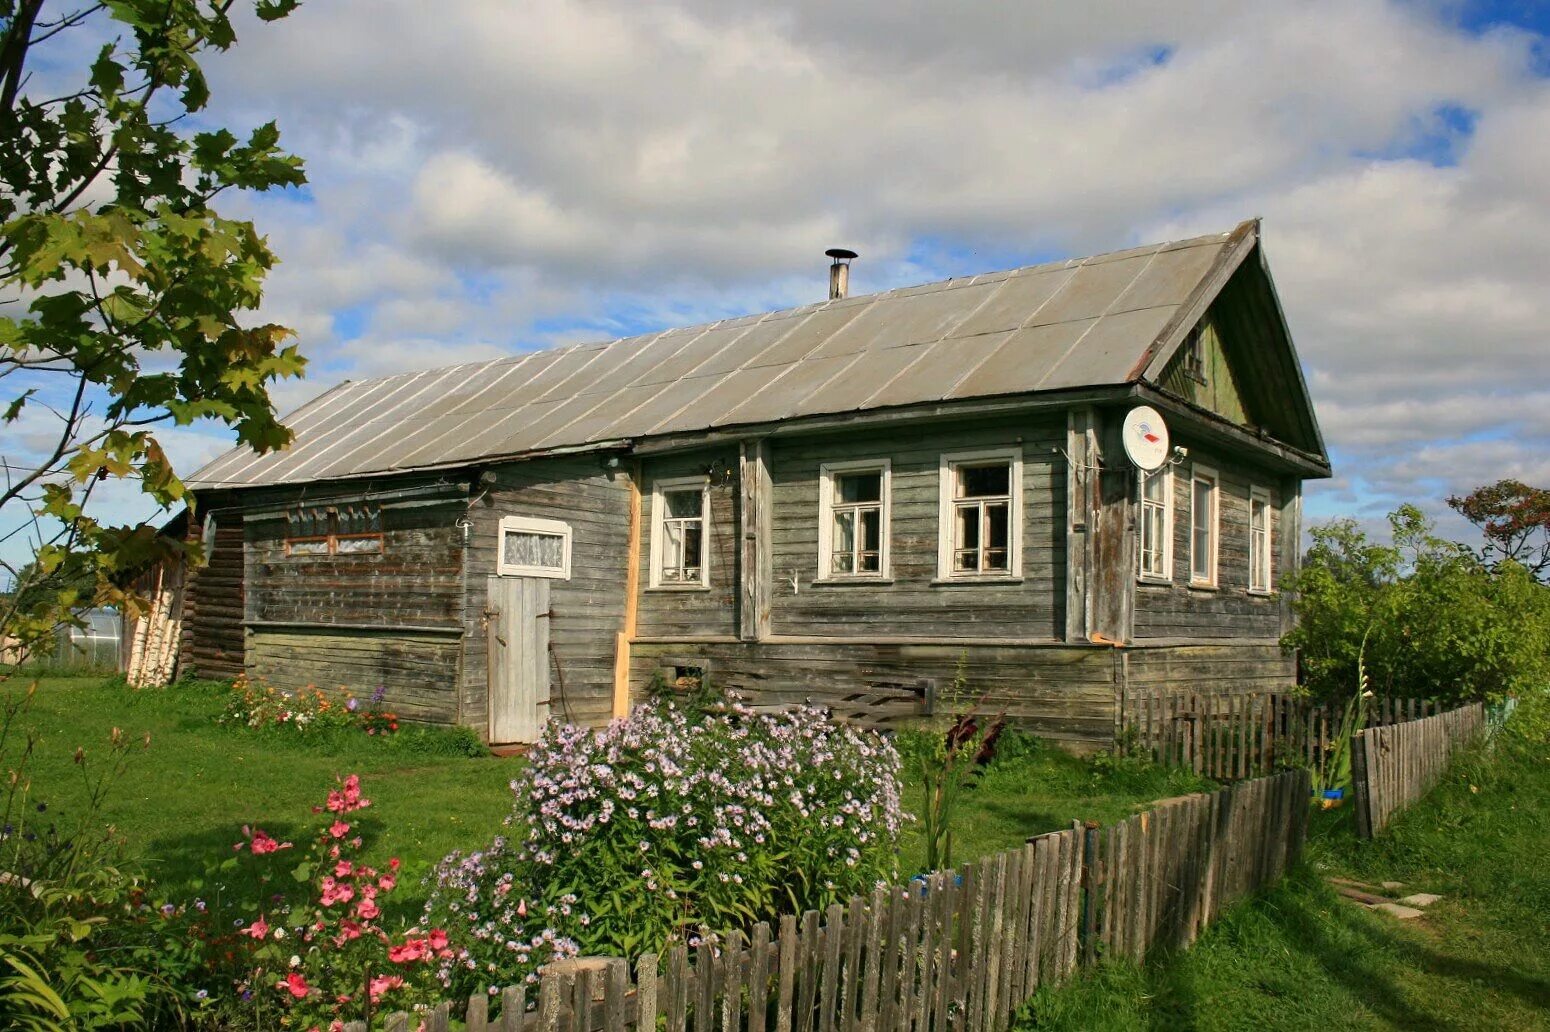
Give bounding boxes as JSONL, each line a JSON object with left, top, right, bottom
{"left": 428, "top": 928, "right": 448, "bottom": 951}
{"left": 355, "top": 898, "right": 380, "bottom": 921}
{"left": 250, "top": 829, "right": 292, "bottom": 855}
{"left": 328, "top": 820, "right": 350, "bottom": 839}
{"left": 388, "top": 940, "right": 425, "bottom": 964}
{"left": 243, "top": 915, "right": 270, "bottom": 940}
{"left": 281, "top": 972, "right": 310, "bottom": 998}
{"left": 377, "top": 873, "right": 396, "bottom": 892}
{"left": 334, "top": 860, "right": 354, "bottom": 877}
{"left": 368, "top": 975, "right": 404, "bottom": 1002}
{"left": 335, "top": 919, "right": 364, "bottom": 943}
{"left": 320, "top": 878, "right": 354, "bottom": 907}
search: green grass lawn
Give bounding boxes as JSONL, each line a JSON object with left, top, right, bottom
{"left": 3, "top": 674, "right": 1213, "bottom": 911}
{"left": 1016, "top": 703, "right": 1550, "bottom": 1031}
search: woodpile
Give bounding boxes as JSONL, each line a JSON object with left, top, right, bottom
{"left": 125, "top": 557, "right": 185, "bottom": 688}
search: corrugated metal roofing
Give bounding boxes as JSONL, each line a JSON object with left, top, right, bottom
{"left": 189, "top": 222, "right": 1249, "bottom": 488}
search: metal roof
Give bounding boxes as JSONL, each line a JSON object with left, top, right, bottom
{"left": 189, "top": 222, "right": 1254, "bottom": 488}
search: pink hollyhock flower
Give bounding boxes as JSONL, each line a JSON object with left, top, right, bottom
{"left": 243, "top": 915, "right": 270, "bottom": 940}
{"left": 328, "top": 820, "right": 350, "bottom": 839}
{"left": 250, "top": 829, "right": 292, "bottom": 855}
{"left": 388, "top": 858, "right": 401, "bottom": 871}
{"left": 336, "top": 919, "right": 364, "bottom": 942}
{"left": 377, "top": 873, "right": 396, "bottom": 892}
{"left": 368, "top": 975, "right": 404, "bottom": 1002}
{"left": 355, "top": 898, "right": 381, "bottom": 921}
{"left": 428, "top": 928, "right": 448, "bottom": 951}
{"left": 320, "top": 878, "right": 354, "bottom": 907}
{"left": 388, "top": 938, "right": 429, "bottom": 963}
{"left": 335, "top": 860, "right": 354, "bottom": 877}
{"left": 281, "top": 972, "right": 310, "bottom": 998}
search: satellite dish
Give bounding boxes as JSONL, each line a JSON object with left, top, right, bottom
{"left": 1121, "top": 406, "right": 1170, "bottom": 471}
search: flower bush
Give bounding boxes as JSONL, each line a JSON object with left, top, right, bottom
{"left": 423, "top": 700, "right": 904, "bottom": 998}
{"left": 218, "top": 676, "right": 399, "bottom": 739}
{"left": 156, "top": 774, "right": 450, "bottom": 1030}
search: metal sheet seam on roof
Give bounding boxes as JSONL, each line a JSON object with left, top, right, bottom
{"left": 210, "top": 377, "right": 394, "bottom": 486}
{"left": 388, "top": 352, "right": 562, "bottom": 467}
{"left": 1034, "top": 247, "right": 1163, "bottom": 392}
{"left": 316, "top": 358, "right": 512, "bottom": 480}
{"left": 286, "top": 365, "right": 463, "bottom": 483}
{"left": 193, "top": 379, "right": 361, "bottom": 485}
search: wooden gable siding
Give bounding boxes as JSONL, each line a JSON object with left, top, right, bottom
{"left": 242, "top": 479, "right": 468, "bottom": 721}
{"left": 1158, "top": 313, "right": 1249, "bottom": 425}
{"left": 633, "top": 449, "right": 742, "bottom": 640}
{"left": 767, "top": 417, "right": 1066, "bottom": 639}
{"left": 1132, "top": 441, "right": 1284, "bottom": 641}
{"left": 179, "top": 510, "right": 245, "bottom": 679}
{"left": 460, "top": 456, "right": 632, "bottom": 735}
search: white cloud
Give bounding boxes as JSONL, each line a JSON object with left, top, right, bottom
{"left": 8, "top": 0, "right": 1542, "bottom": 573}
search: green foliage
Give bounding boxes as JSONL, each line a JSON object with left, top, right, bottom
{"left": 0, "top": 683, "right": 167, "bottom": 1029}
{"left": 903, "top": 694, "right": 1007, "bottom": 872}
{"left": 1283, "top": 504, "right": 1550, "bottom": 704}
{"left": 0, "top": 0, "right": 305, "bottom": 664}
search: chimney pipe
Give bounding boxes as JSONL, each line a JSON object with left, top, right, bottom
{"left": 826, "top": 248, "right": 857, "bottom": 300}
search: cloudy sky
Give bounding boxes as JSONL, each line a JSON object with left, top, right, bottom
{"left": 7, "top": 0, "right": 1550, "bottom": 571}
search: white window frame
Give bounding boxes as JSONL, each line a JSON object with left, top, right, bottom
{"left": 937, "top": 447, "right": 1023, "bottom": 580}
{"left": 1137, "top": 465, "right": 1173, "bottom": 584}
{"left": 1248, "top": 485, "right": 1273, "bottom": 595}
{"left": 497, "top": 515, "right": 573, "bottom": 579}
{"left": 1189, "top": 464, "right": 1219, "bottom": 588}
{"left": 650, "top": 475, "right": 711, "bottom": 589}
{"left": 817, "top": 459, "right": 891, "bottom": 580}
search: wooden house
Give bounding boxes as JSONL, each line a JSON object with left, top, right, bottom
{"left": 182, "top": 219, "right": 1329, "bottom": 750}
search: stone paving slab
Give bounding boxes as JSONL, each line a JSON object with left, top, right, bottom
{"left": 1372, "top": 903, "right": 1425, "bottom": 920}
{"left": 1398, "top": 893, "right": 1442, "bottom": 907}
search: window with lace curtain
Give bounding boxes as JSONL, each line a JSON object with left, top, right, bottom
{"left": 498, "top": 515, "right": 572, "bottom": 579}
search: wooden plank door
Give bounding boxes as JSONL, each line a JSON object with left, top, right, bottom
{"left": 487, "top": 575, "right": 550, "bottom": 745}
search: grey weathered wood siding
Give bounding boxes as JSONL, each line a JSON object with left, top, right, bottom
{"left": 242, "top": 478, "right": 468, "bottom": 721}
{"left": 1132, "top": 441, "right": 1285, "bottom": 641}
{"left": 766, "top": 417, "right": 1066, "bottom": 639}
{"left": 1122, "top": 643, "right": 1296, "bottom": 698}
{"left": 460, "top": 456, "right": 632, "bottom": 736}
{"left": 632, "top": 640, "right": 1120, "bottom": 750}
{"left": 634, "top": 449, "right": 741, "bottom": 640}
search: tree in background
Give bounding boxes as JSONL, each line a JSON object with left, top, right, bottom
{"left": 1284, "top": 504, "right": 1550, "bottom": 706}
{"left": 0, "top": 0, "right": 305, "bottom": 667}
{"left": 1448, "top": 478, "right": 1550, "bottom": 581}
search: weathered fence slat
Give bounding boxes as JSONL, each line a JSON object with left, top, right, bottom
{"left": 1352, "top": 702, "right": 1485, "bottom": 838}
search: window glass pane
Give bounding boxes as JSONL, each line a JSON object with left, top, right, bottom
{"left": 832, "top": 510, "right": 856, "bottom": 567}
{"left": 664, "top": 489, "right": 702, "bottom": 519}
{"left": 958, "top": 463, "right": 1010, "bottom": 498}
{"left": 289, "top": 539, "right": 329, "bottom": 556}
{"left": 336, "top": 535, "right": 382, "bottom": 555}
{"left": 505, "top": 530, "right": 564, "bottom": 569}
{"left": 955, "top": 504, "right": 980, "bottom": 551}
{"left": 1143, "top": 469, "right": 1166, "bottom": 503}
{"left": 985, "top": 503, "right": 1009, "bottom": 549}
{"left": 835, "top": 471, "right": 881, "bottom": 504}
{"left": 681, "top": 525, "right": 703, "bottom": 578}
{"left": 859, "top": 508, "right": 880, "bottom": 552}
{"left": 1192, "top": 479, "right": 1212, "bottom": 532}
{"left": 857, "top": 551, "right": 881, "bottom": 573}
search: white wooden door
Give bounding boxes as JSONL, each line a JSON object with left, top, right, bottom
{"left": 486, "top": 575, "right": 550, "bottom": 745}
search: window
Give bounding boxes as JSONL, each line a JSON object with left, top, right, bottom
{"left": 1138, "top": 466, "right": 1173, "bottom": 582}
{"left": 651, "top": 477, "right": 709, "bottom": 587}
{"left": 818, "top": 460, "right": 890, "bottom": 578}
{"left": 939, "top": 448, "right": 1022, "bottom": 579}
{"left": 1182, "top": 327, "right": 1207, "bottom": 385}
{"left": 285, "top": 504, "right": 382, "bottom": 557}
{"left": 1189, "top": 466, "right": 1218, "bottom": 586}
{"left": 498, "top": 515, "right": 572, "bottom": 579}
{"left": 1249, "top": 486, "right": 1273, "bottom": 594}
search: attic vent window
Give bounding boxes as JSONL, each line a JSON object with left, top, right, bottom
{"left": 1182, "top": 328, "right": 1208, "bottom": 385}
{"left": 285, "top": 505, "right": 383, "bottom": 557}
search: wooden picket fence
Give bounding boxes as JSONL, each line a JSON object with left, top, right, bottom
{"left": 354, "top": 768, "right": 1310, "bottom": 1032}
{"left": 1122, "top": 690, "right": 1441, "bottom": 782}
{"left": 1350, "top": 702, "right": 1486, "bottom": 839}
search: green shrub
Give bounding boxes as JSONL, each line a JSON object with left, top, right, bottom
{"left": 1284, "top": 504, "right": 1550, "bottom": 705}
